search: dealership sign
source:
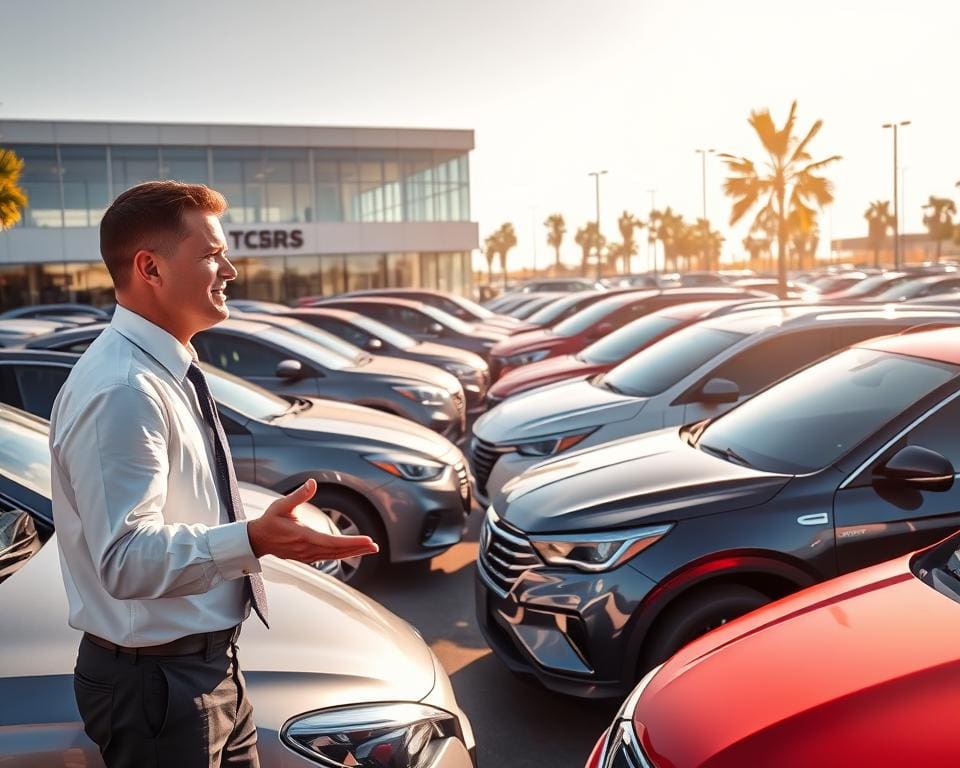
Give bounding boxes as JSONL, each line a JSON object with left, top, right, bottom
{"left": 226, "top": 224, "right": 313, "bottom": 255}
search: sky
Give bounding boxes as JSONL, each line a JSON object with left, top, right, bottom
{"left": 3, "top": 0, "right": 959, "bottom": 271}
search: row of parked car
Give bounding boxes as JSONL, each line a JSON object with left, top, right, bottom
{"left": 453, "top": 270, "right": 960, "bottom": 763}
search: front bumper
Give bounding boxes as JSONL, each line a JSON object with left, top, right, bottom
{"left": 376, "top": 452, "right": 472, "bottom": 563}
{"left": 474, "top": 515, "right": 657, "bottom": 699}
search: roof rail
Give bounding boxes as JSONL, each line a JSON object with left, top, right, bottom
{"left": 897, "top": 321, "right": 960, "bottom": 335}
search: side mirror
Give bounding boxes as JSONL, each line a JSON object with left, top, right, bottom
{"left": 365, "top": 337, "right": 383, "bottom": 351}
{"left": 588, "top": 322, "right": 614, "bottom": 339}
{"left": 427, "top": 322, "right": 445, "bottom": 337}
{"left": 698, "top": 377, "right": 740, "bottom": 404}
{"left": 275, "top": 359, "right": 305, "bottom": 380}
{"left": 877, "top": 445, "right": 955, "bottom": 492}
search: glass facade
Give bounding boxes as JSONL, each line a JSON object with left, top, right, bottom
{"left": 7, "top": 143, "right": 470, "bottom": 228}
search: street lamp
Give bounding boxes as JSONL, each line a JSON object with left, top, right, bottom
{"left": 588, "top": 169, "right": 608, "bottom": 279}
{"left": 882, "top": 120, "right": 911, "bottom": 269}
{"left": 695, "top": 148, "right": 716, "bottom": 270}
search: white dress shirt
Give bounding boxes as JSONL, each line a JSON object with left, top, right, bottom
{"left": 49, "top": 305, "right": 261, "bottom": 646}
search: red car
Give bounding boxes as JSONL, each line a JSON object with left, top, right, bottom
{"left": 485, "top": 299, "right": 752, "bottom": 404}
{"left": 587, "top": 530, "right": 960, "bottom": 766}
{"left": 487, "top": 287, "right": 768, "bottom": 380}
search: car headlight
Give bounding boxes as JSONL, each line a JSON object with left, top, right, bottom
{"left": 531, "top": 524, "right": 672, "bottom": 572}
{"left": 441, "top": 362, "right": 476, "bottom": 377}
{"left": 503, "top": 348, "right": 550, "bottom": 366}
{"left": 392, "top": 384, "right": 450, "bottom": 406}
{"left": 282, "top": 703, "right": 464, "bottom": 768}
{"left": 365, "top": 453, "right": 445, "bottom": 481}
{"left": 515, "top": 428, "right": 596, "bottom": 457}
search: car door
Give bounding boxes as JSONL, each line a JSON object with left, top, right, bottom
{"left": 192, "top": 332, "right": 322, "bottom": 397}
{"left": 833, "top": 393, "right": 960, "bottom": 573}
{"left": 678, "top": 328, "right": 836, "bottom": 425}
{"left": 0, "top": 362, "right": 72, "bottom": 420}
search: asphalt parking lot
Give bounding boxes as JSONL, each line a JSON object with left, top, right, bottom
{"left": 367, "top": 507, "right": 619, "bottom": 768}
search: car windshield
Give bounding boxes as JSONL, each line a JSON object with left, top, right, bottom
{"left": 698, "top": 348, "right": 959, "bottom": 474}
{"left": 274, "top": 319, "right": 365, "bottom": 361}
{"left": 526, "top": 295, "right": 587, "bottom": 325}
{"left": 600, "top": 325, "right": 747, "bottom": 396}
{"left": 417, "top": 304, "right": 475, "bottom": 334}
{"left": 840, "top": 274, "right": 901, "bottom": 297}
{"left": 874, "top": 279, "right": 937, "bottom": 301}
{"left": 580, "top": 313, "right": 684, "bottom": 364}
{"left": 448, "top": 294, "right": 494, "bottom": 320}
{"left": 260, "top": 327, "right": 355, "bottom": 370}
{"left": 0, "top": 411, "right": 51, "bottom": 498}
{"left": 202, "top": 365, "right": 292, "bottom": 421}
{"left": 349, "top": 314, "right": 417, "bottom": 350}
{"left": 552, "top": 296, "right": 635, "bottom": 337}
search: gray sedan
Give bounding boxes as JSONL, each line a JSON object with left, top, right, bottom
{"left": 0, "top": 350, "right": 472, "bottom": 586}
{"left": 0, "top": 404, "right": 476, "bottom": 766}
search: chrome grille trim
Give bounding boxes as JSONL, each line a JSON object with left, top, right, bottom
{"left": 478, "top": 507, "right": 540, "bottom": 597}
{"left": 469, "top": 437, "right": 514, "bottom": 496}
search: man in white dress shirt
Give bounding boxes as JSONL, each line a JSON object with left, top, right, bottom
{"left": 49, "top": 181, "right": 378, "bottom": 767}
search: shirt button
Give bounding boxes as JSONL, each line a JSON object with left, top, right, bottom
{"left": 242, "top": 568, "right": 251, "bottom": 575}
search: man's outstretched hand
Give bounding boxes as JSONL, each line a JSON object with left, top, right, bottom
{"left": 246, "top": 479, "right": 379, "bottom": 563}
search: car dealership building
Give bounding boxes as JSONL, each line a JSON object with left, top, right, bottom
{"left": 0, "top": 119, "right": 477, "bottom": 309}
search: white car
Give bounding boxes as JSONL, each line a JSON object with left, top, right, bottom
{"left": 470, "top": 305, "right": 960, "bottom": 505}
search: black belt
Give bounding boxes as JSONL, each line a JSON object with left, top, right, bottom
{"left": 83, "top": 625, "right": 240, "bottom": 657}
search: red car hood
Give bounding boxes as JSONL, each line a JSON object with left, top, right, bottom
{"left": 489, "top": 328, "right": 567, "bottom": 357}
{"left": 635, "top": 555, "right": 960, "bottom": 766}
{"left": 488, "top": 354, "right": 606, "bottom": 399}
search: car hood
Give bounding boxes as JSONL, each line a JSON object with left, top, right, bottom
{"left": 474, "top": 378, "right": 644, "bottom": 444}
{"left": 488, "top": 355, "right": 602, "bottom": 399}
{"left": 494, "top": 428, "right": 791, "bottom": 533}
{"left": 352, "top": 354, "right": 462, "bottom": 394}
{"left": 633, "top": 556, "right": 960, "bottom": 766}
{"left": 489, "top": 328, "right": 568, "bottom": 357}
{"left": 410, "top": 341, "right": 487, "bottom": 370}
{"left": 3, "top": 521, "right": 435, "bottom": 710}
{"left": 466, "top": 324, "right": 509, "bottom": 343}
{"left": 276, "top": 398, "right": 457, "bottom": 461}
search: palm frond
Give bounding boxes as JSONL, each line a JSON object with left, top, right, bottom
{"left": 789, "top": 118, "right": 823, "bottom": 165}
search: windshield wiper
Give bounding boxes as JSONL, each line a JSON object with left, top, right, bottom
{"left": 700, "top": 443, "right": 754, "bottom": 468}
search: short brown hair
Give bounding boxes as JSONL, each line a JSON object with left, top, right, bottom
{"left": 99, "top": 181, "right": 227, "bottom": 288}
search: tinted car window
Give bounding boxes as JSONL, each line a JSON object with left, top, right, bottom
{"left": 350, "top": 315, "right": 417, "bottom": 350}
{"left": 11, "top": 364, "right": 71, "bottom": 420}
{"left": 0, "top": 413, "right": 52, "bottom": 497}
{"left": 314, "top": 317, "right": 373, "bottom": 348}
{"left": 526, "top": 295, "right": 586, "bottom": 325}
{"left": 195, "top": 334, "right": 293, "bottom": 377}
{"left": 553, "top": 296, "right": 641, "bottom": 337}
{"left": 203, "top": 365, "right": 290, "bottom": 421}
{"left": 276, "top": 320, "right": 363, "bottom": 361}
{"left": 580, "top": 314, "right": 684, "bottom": 364}
{"left": 417, "top": 304, "right": 474, "bottom": 334}
{"left": 902, "top": 395, "right": 960, "bottom": 467}
{"left": 700, "top": 328, "right": 835, "bottom": 397}
{"left": 699, "top": 349, "right": 958, "bottom": 474}
{"left": 601, "top": 326, "right": 747, "bottom": 396}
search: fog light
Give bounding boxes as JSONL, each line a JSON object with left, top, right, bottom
{"left": 421, "top": 512, "right": 441, "bottom": 542}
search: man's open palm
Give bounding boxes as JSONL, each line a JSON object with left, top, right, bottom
{"left": 247, "top": 479, "right": 379, "bottom": 563}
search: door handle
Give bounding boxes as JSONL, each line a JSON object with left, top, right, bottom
{"left": 797, "top": 513, "right": 829, "bottom": 526}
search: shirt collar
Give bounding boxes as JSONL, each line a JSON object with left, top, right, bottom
{"left": 110, "top": 305, "right": 195, "bottom": 382}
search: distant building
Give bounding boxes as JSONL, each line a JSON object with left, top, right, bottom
{"left": 0, "top": 119, "right": 477, "bottom": 309}
{"left": 830, "top": 233, "right": 960, "bottom": 267}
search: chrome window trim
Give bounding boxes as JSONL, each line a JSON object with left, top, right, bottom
{"left": 838, "top": 387, "right": 960, "bottom": 490}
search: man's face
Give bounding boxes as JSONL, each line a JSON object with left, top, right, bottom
{"left": 157, "top": 210, "right": 237, "bottom": 335}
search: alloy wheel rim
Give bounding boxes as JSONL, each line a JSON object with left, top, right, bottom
{"left": 316, "top": 507, "right": 363, "bottom": 581}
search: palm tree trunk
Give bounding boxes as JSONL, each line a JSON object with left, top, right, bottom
{"left": 554, "top": 246, "right": 561, "bottom": 276}
{"left": 937, "top": 238, "right": 943, "bottom": 263}
{"left": 777, "top": 190, "right": 788, "bottom": 300}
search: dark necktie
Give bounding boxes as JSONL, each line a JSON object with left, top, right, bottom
{"left": 186, "top": 363, "right": 269, "bottom": 628}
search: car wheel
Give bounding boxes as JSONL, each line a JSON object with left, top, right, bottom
{"left": 311, "top": 491, "right": 385, "bottom": 587}
{"left": 643, "top": 584, "right": 770, "bottom": 669}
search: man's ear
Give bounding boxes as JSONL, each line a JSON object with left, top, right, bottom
{"left": 131, "top": 249, "right": 163, "bottom": 288}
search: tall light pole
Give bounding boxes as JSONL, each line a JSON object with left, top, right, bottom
{"left": 695, "top": 148, "right": 716, "bottom": 270}
{"left": 882, "top": 120, "right": 911, "bottom": 269}
{"left": 588, "top": 170, "right": 608, "bottom": 279}
{"left": 647, "top": 188, "right": 657, "bottom": 276}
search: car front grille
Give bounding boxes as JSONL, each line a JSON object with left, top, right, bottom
{"left": 478, "top": 507, "right": 540, "bottom": 597}
{"left": 469, "top": 437, "right": 513, "bottom": 497}
{"left": 454, "top": 460, "right": 471, "bottom": 509}
{"left": 452, "top": 391, "right": 466, "bottom": 428}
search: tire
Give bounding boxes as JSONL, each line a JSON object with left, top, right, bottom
{"left": 309, "top": 490, "right": 386, "bottom": 588}
{"left": 643, "top": 584, "right": 770, "bottom": 670}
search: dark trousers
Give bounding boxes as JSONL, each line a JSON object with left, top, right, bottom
{"left": 74, "top": 632, "right": 259, "bottom": 768}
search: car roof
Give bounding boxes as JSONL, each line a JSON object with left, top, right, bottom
{"left": 286, "top": 307, "right": 360, "bottom": 322}
{"left": 0, "top": 349, "right": 81, "bottom": 364}
{"left": 858, "top": 326, "right": 960, "bottom": 365}
{"left": 701, "top": 305, "right": 960, "bottom": 334}
{"left": 658, "top": 299, "right": 757, "bottom": 319}
{"left": 317, "top": 296, "right": 429, "bottom": 311}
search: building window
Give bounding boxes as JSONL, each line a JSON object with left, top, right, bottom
{"left": 160, "top": 147, "right": 209, "bottom": 185}
{"left": 230, "top": 256, "right": 283, "bottom": 302}
{"left": 283, "top": 254, "right": 322, "bottom": 300}
{"left": 386, "top": 252, "right": 421, "bottom": 288}
{"left": 346, "top": 254, "right": 385, "bottom": 292}
{"left": 263, "top": 148, "right": 312, "bottom": 223}
{"left": 213, "top": 148, "right": 263, "bottom": 224}
{"left": 10, "top": 145, "right": 62, "bottom": 227}
{"left": 111, "top": 146, "right": 160, "bottom": 193}
{"left": 314, "top": 152, "right": 343, "bottom": 222}
{"left": 63, "top": 261, "right": 114, "bottom": 306}
{"left": 420, "top": 252, "right": 438, "bottom": 289}
{"left": 320, "top": 254, "right": 345, "bottom": 295}
{"left": 60, "top": 146, "right": 109, "bottom": 227}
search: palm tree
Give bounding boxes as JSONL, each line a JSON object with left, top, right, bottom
{"left": 574, "top": 222, "right": 605, "bottom": 276}
{"left": 616, "top": 211, "right": 643, "bottom": 273}
{"left": 494, "top": 222, "right": 517, "bottom": 289}
{"left": 482, "top": 234, "right": 498, "bottom": 284}
{"left": 0, "top": 149, "right": 29, "bottom": 230}
{"left": 543, "top": 214, "right": 566, "bottom": 276}
{"left": 651, "top": 207, "right": 686, "bottom": 272}
{"left": 922, "top": 196, "right": 956, "bottom": 263}
{"left": 864, "top": 200, "right": 895, "bottom": 268}
{"left": 720, "top": 101, "right": 841, "bottom": 297}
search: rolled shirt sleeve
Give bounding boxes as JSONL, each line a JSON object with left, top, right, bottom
{"left": 59, "top": 383, "right": 260, "bottom": 600}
